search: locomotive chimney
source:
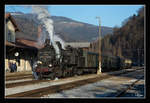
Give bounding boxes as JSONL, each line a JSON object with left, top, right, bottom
{"left": 45, "top": 39, "right": 50, "bottom": 45}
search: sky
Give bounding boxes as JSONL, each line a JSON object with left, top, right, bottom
{"left": 5, "top": 5, "right": 144, "bottom": 28}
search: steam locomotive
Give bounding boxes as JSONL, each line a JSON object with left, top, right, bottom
{"left": 33, "top": 39, "right": 132, "bottom": 80}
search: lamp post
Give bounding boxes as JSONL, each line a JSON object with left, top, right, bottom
{"left": 96, "top": 16, "right": 102, "bottom": 74}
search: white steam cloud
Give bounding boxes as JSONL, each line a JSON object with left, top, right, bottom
{"left": 31, "top": 5, "right": 62, "bottom": 58}
{"left": 54, "top": 34, "right": 66, "bottom": 49}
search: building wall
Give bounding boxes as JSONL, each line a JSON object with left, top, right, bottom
{"left": 17, "top": 59, "right": 32, "bottom": 71}
{"left": 5, "top": 16, "right": 36, "bottom": 72}
{"left": 5, "top": 58, "right": 33, "bottom": 72}
{"left": 5, "top": 59, "right": 16, "bottom": 72}
{"left": 5, "top": 59, "right": 9, "bottom": 72}
{"left": 25, "top": 60, "right": 32, "bottom": 71}
{"left": 6, "top": 20, "right": 16, "bottom": 43}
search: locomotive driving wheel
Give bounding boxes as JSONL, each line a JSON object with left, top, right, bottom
{"left": 49, "top": 72, "right": 56, "bottom": 80}
{"left": 37, "top": 73, "right": 43, "bottom": 80}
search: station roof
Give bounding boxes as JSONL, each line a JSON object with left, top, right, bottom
{"left": 5, "top": 13, "right": 20, "bottom": 32}
{"left": 65, "top": 42, "right": 90, "bottom": 48}
{"left": 5, "top": 13, "right": 44, "bottom": 50}
{"left": 5, "top": 38, "right": 45, "bottom": 50}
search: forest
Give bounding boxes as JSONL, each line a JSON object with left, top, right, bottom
{"left": 89, "top": 7, "right": 144, "bottom": 65}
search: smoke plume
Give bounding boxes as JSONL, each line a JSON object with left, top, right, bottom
{"left": 53, "top": 34, "right": 66, "bottom": 49}
{"left": 31, "top": 5, "right": 61, "bottom": 59}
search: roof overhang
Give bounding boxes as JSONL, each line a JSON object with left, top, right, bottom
{"left": 5, "top": 13, "right": 20, "bottom": 32}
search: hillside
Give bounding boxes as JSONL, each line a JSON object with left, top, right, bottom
{"left": 10, "top": 12, "right": 113, "bottom": 42}
{"left": 90, "top": 7, "right": 144, "bottom": 64}
{"left": 51, "top": 16, "right": 113, "bottom": 42}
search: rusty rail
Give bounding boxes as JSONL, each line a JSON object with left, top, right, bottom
{"left": 6, "top": 75, "right": 33, "bottom": 81}
{"left": 6, "top": 80, "right": 50, "bottom": 88}
{"left": 115, "top": 76, "right": 144, "bottom": 97}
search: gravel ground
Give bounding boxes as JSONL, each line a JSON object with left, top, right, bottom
{"left": 41, "top": 69, "right": 145, "bottom": 98}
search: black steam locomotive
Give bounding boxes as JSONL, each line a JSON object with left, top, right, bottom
{"left": 33, "top": 39, "right": 132, "bottom": 80}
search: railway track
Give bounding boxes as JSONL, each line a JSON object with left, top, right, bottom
{"left": 5, "top": 74, "right": 97, "bottom": 88}
{"left": 5, "top": 67, "right": 143, "bottom": 98}
{"left": 5, "top": 71, "right": 32, "bottom": 77}
{"left": 5, "top": 74, "right": 112, "bottom": 97}
{"left": 6, "top": 73, "right": 32, "bottom": 77}
{"left": 5, "top": 75, "right": 33, "bottom": 81}
{"left": 115, "top": 75, "right": 144, "bottom": 97}
{"left": 6, "top": 79, "right": 50, "bottom": 88}
{"left": 5, "top": 67, "right": 141, "bottom": 89}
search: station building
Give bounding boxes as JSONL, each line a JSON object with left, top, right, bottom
{"left": 5, "top": 13, "right": 44, "bottom": 72}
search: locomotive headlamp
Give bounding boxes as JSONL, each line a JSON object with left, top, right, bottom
{"left": 48, "top": 64, "right": 52, "bottom": 67}
{"left": 34, "top": 64, "right": 37, "bottom": 67}
{"left": 14, "top": 52, "right": 19, "bottom": 57}
{"left": 37, "top": 61, "right": 42, "bottom": 64}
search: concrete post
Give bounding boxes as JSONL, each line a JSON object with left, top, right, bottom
{"left": 96, "top": 17, "right": 102, "bottom": 74}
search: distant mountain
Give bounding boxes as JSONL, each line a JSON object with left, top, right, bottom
{"left": 10, "top": 12, "right": 113, "bottom": 42}
{"left": 52, "top": 16, "right": 113, "bottom": 42}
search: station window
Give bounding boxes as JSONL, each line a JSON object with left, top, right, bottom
{"left": 8, "top": 30, "right": 11, "bottom": 42}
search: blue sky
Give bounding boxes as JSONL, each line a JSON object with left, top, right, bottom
{"left": 5, "top": 5, "right": 144, "bottom": 27}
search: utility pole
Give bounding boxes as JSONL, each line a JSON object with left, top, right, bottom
{"left": 138, "top": 48, "right": 140, "bottom": 66}
{"left": 96, "top": 17, "right": 102, "bottom": 74}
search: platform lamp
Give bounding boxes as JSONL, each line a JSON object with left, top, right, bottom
{"left": 96, "top": 16, "right": 102, "bottom": 74}
{"left": 14, "top": 52, "right": 19, "bottom": 57}
{"left": 14, "top": 52, "right": 19, "bottom": 66}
